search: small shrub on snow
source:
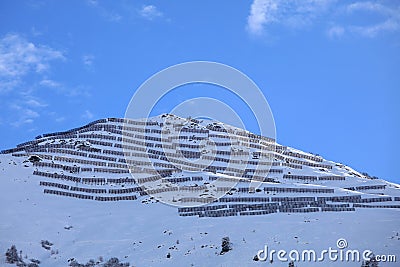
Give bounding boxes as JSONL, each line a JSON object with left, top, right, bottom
{"left": 5, "top": 245, "right": 21, "bottom": 264}
{"left": 220, "top": 236, "right": 232, "bottom": 255}
{"left": 69, "top": 257, "right": 129, "bottom": 267}
{"left": 103, "top": 257, "right": 129, "bottom": 267}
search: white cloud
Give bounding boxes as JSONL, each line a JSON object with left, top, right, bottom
{"left": 104, "top": 12, "right": 122, "bottom": 22}
{"left": 47, "top": 111, "right": 66, "bottom": 123}
{"left": 38, "top": 78, "right": 92, "bottom": 102}
{"left": 246, "top": 0, "right": 334, "bottom": 35}
{"left": 0, "top": 33, "right": 94, "bottom": 129}
{"left": 0, "top": 34, "right": 64, "bottom": 78}
{"left": 39, "top": 79, "right": 91, "bottom": 98}
{"left": 86, "top": 0, "right": 98, "bottom": 7}
{"left": 11, "top": 118, "right": 34, "bottom": 127}
{"left": 55, "top": 116, "right": 65, "bottom": 122}
{"left": 87, "top": 0, "right": 122, "bottom": 22}
{"left": 39, "top": 79, "right": 61, "bottom": 88}
{"left": 0, "top": 33, "right": 65, "bottom": 98}
{"left": 23, "top": 109, "right": 40, "bottom": 118}
{"left": 82, "top": 54, "right": 95, "bottom": 71}
{"left": 327, "top": 25, "right": 345, "bottom": 38}
{"left": 246, "top": 0, "right": 400, "bottom": 39}
{"left": 31, "top": 27, "right": 42, "bottom": 37}
{"left": 82, "top": 110, "right": 94, "bottom": 120}
{"left": 0, "top": 79, "right": 20, "bottom": 94}
{"left": 350, "top": 19, "right": 399, "bottom": 38}
{"left": 25, "top": 99, "right": 47, "bottom": 108}
{"left": 82, "top": 54, "right": 94, "bottom": 67}
{"left": 139, "top": 5, "right": 163, "bottom": 20}
{"left": 66, "top": 85, "right": 91, "bottom": 98}
{"left": 345, "top": 1, "right": 400, "bottom": 38}
{"left": 346, "top": 1, "right": 390, "bottom": 14}
{"left": 247, "top": 0, "right": 278, "bottom": 35}
{"left": 9, "top": 104, "right": 40, "bottom": 127}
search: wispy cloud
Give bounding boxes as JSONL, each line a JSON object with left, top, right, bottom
{"left": 5, "top": 93, "right": 49, "bottom": 127}
{"left": 31, "top": 27, "right": 42, "bottom": 37}
{"left": 0, "top": 33, "right": 94, "bottom": 130}
{"left": 25, "top": 98, "right": 47, "bottom": 108}
{"left": 346, "top": 1, "right": 391, "bottom": 14}
{"left": 0, "top": 33, "right": 64, "bottom": 96}
{"left": 350, "top": 20, "right": 399, "bottom": 38}
{"left": 87, "top": 2, "right": 165, "bottom": 23}
{"left": 82, "top": 54, "right": 94, "bottom": 67}
{"left": 345, "top": 1, "right": 400, "bottom": 38}
{"left": 247, "top": 0, "right": 278, "bottom": 35}
{"left": 86, "top": 0, "right": 122, "bottom": 22}
{"left": 86, "top": 0, "right": 98, "bottom": 6}
{"left": 39, "top": 78, "right": 92, "bottom": 99}
{"left": 55, "top": 116, "right": 65, "bottom": 123}
{"left": 82, "top": 110, "right": 94, "bottom": 120}
{"left": 327, "top": 25, "right": 345, "bottom": 39}
{"left": 65, "top": 85, "right": 91, "bottom": 98}
{"left": 0, "top": 34, "right": 66, "bottom": 127}
{"left": 39, "top": 78, "right": 61, "bottom": 88}
{"left": 139, "top": 5, "right": 163, "bottom": 20}
{"left": 247, "top": 0, "right": 334, "bottom": 36}
{"left": 47, "top": 111, "right": 66, "bottom": 123}
{"left": 0, "top": 80, "right": 20, "bottom": 94}
{"left": 9, "top": 103, "right": 41, "bottom": 127}
{"left": 247, "top": 0, "right": 400, "bottom": 39}
{"left": 0, "top": 33, "right": 64, "bottom": 78}
{"left": 10, "top": 118, "right": 34, "bottom": 127}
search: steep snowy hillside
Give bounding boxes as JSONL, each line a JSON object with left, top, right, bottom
{"left": 0, "top": 114, "right": 399, "bottom": 267}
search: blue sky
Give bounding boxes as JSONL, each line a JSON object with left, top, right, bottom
{"left": 0, "top": 0, "right": 399, "bottom": 182}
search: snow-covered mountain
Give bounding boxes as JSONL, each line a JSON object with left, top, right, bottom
{"left": 1, "top": 114, "right": 399, "bottom": 267}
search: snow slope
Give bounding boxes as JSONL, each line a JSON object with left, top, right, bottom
{"left": 0, "top": 114, "right": 399, "bottom": 266}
